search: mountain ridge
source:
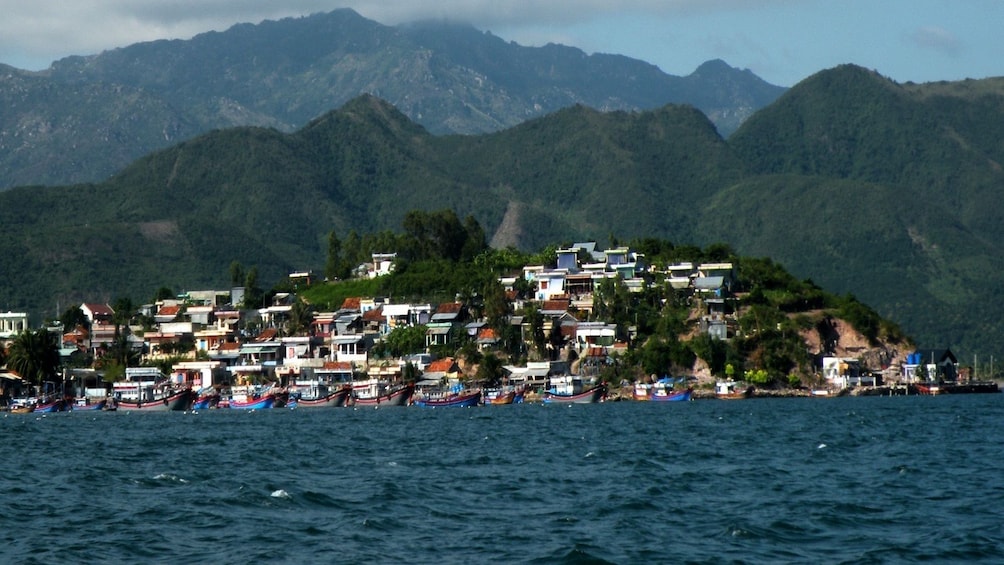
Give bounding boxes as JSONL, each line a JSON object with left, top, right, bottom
{"left": 0, "top": 8, "right": 785, "bottom": 189}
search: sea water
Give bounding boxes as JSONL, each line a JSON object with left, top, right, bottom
{"left": 2, "top": 395, "right": 1003, "bottom": 563}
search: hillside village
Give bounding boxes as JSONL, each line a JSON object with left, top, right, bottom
{"left": 1, "top": 239, "right": 964, "bottom": 403}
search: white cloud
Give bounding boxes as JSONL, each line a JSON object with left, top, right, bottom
{"left": 907, "top": 26, "right": 962, "bottom": 58}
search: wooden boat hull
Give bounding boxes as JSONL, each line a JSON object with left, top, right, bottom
{"left": 290, "top": 388, "right": 351, "bottom": 408}
{"left": 543, "top": 384, "right": 606, "bottom": 404}
{"left": 118, "top": 389, "right": 193, "bottom": 411}
{"left": 488, "top": 391, "right": 516, "bottom": 405}
{"left": 354, "top": 384, "right": 414, "bottom": 407}
{"left": 414, "top": 390, "right": 482, "bottom": 408}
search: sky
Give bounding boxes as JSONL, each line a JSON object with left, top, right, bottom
{"left": 0, "top": 0, "right": 1000, "bottom": 87}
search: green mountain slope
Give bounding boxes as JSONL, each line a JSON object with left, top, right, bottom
{"left": 2, "top": 64, "right": 1004, "bottom": 360}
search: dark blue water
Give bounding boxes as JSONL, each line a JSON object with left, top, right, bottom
{"left": 3, "top": 395, "right": 1004, "bottom": 564}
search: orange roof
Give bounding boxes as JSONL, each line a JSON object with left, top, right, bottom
{"left": 425, "top": 358, "right": 457, "bottom": 373}
{"left": 341, "top": 297, "right": 362, "bottom": 310}
{"left": 477, "top": 328, "right": 498, "bottom": 340}
{"left": 362, "top": 307, "right": 384, "bottom": 322}
{"left": 158, "top": 305, "right": 180, "bottom": 316}
{"left": 323, "top": 361, "right": 353, "bottom": 371}
{"left": 218, "top": 342, "right": 241, "bottom": 351}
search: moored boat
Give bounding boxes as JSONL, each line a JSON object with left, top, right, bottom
{"left": 8, "top": 398, "right": 35, "bottom": 414}
{"left": 70, "top": 397, "right": 108, "bottom": 411}
{"left": 352, "top": 380, "right": 414, "bottom": 407}
{"left": 226, "top": 386, "right": 278, "bottom": 410}
{"left": 288, "top": 386, "right": 352, "bottom": 408}
{"left": 116, "top": 388, "right": 193, "bottom": 411}
{"left": 414, "top": 390, "right": 482, "bottom": 408}
{"left": 114, "top": 368, "right": 193, "bottom": 411}
{"left": 33, "top": 396, "right": 67, "bottom": 413}
{"left": 192, "top": 387, "right": 221, "bottom": 410}
{"left": 650, "top": 386, "right": 692, "bottom": 402}
{"left": 487, "top": 390, "right": 516, "bottom": 405}
{"left": 715, "top": 380, "right": 752, "bottom": 400}
{"left": 543, "top": 375, "right": 606, "bottom": 404}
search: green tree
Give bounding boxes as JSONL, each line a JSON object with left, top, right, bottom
{"left": 59, "top": 306, "right": 89, "bottom": 332}
{"left": 229, "top": 261, "right": 245, "bottom": 288}
{"left": 383, "top": 325, "right": 428, "bottom": 357}
{"left": 524, "top": 304, "right": 546, "bottom": 360}
{"left": 325, "top": 230, "right": 342, "bottom": 281}
{"left": 286, "top": 298, "right": 314, "bottom": 336}
{"left": 152, "top": 287, "right": 175, "bottom": 302}
{"left": 7, "top": 329, "right": 60, "bottom": 388}
{"left": 476, "top": 352, "right": 505, "bottom": 388}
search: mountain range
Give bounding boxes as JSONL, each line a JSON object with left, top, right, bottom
{"left": 1, "top": 11, "right": 1003, "bottom": 361}
{"left": 0, "top": 8, "right": 784, "bottom": 190}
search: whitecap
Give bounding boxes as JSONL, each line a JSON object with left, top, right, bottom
{"left": 271, "top": 489, "right": 291, "bottom": 499}
{"left": 153, "top": 473, "right": 188, "bottom": 484}
{"left": 817, "top": 443, "right": 827, "bottom": 449}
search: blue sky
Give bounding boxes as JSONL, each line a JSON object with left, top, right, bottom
{"left": 0, "top": 1, "right": 999, "bottom": 87}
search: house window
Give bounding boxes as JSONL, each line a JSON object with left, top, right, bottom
{"left": 540, "top": 280, "right": 549, "bottom": 290}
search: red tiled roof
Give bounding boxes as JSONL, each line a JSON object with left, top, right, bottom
{"left": 362, "top": 307, "right": 384, "bottom": 322}
{"left": 341, "top": 297, "right": 362, "bottom": 310}
{"left": 477, "top": 328, "right": 497, "bottom": 340}
{"left": 542, "top": 299, "right": 570, "bottom": 312}
{"left": 323, "top": 361, "right": 353, "bottom": 371}
{"left": 256, "top": 328, "right": 278, "bottom": 342}
{"left": 218, "top": 342, "right": 241, "bottom": 351}
{"left": 435, "top": 302, "right": 462, "bottom": 314}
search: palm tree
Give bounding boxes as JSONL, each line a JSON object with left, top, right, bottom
{"left": 7, "top": 328, "right": 60, "bottom": 389}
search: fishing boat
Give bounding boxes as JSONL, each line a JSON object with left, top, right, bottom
{"left": 8, "top": 398, "right": 35, "bottom": 414}
{"left": 487, "top": 390, "right": 517, "bottom": 405}
{"left": 414, "top": 389, "right": 482, "bottom": 408}
{"left": 543, "top": 376, "right": 606, "bottom": 404}
{"left": 715, "top": 380, "right": 751, "bottom": 400}
{"left": 113, "top": 368, "right": 193, "bottom": 411}
{"left": 70, "top": 396, "right": 108, "bottom": 411}
{"left": 226, "top": 386, "right": 277, "bottom": 410}
{"left": 116, "top": 388, "right": 193, "bottom": 411}
{"left": 650, "top": 386, "right": 692, "bottom": 402}
{"left": 634, "top": 377, "right": 692, "bottom": 402}
{"left": 352, "top": 380, "right": 414, "bottom": 407}
{"left": 192, "top": 387, "right": 221, "bottom": 410}
{"left": 288, "top": 386, "right": 352, "bottom": 408}
{"left": 33, "top": 395, "right": 67, "bottom": 413}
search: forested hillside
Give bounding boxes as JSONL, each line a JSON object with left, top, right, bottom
{"left": 1, "top": 65, "right": 1003, "bottom": 359}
